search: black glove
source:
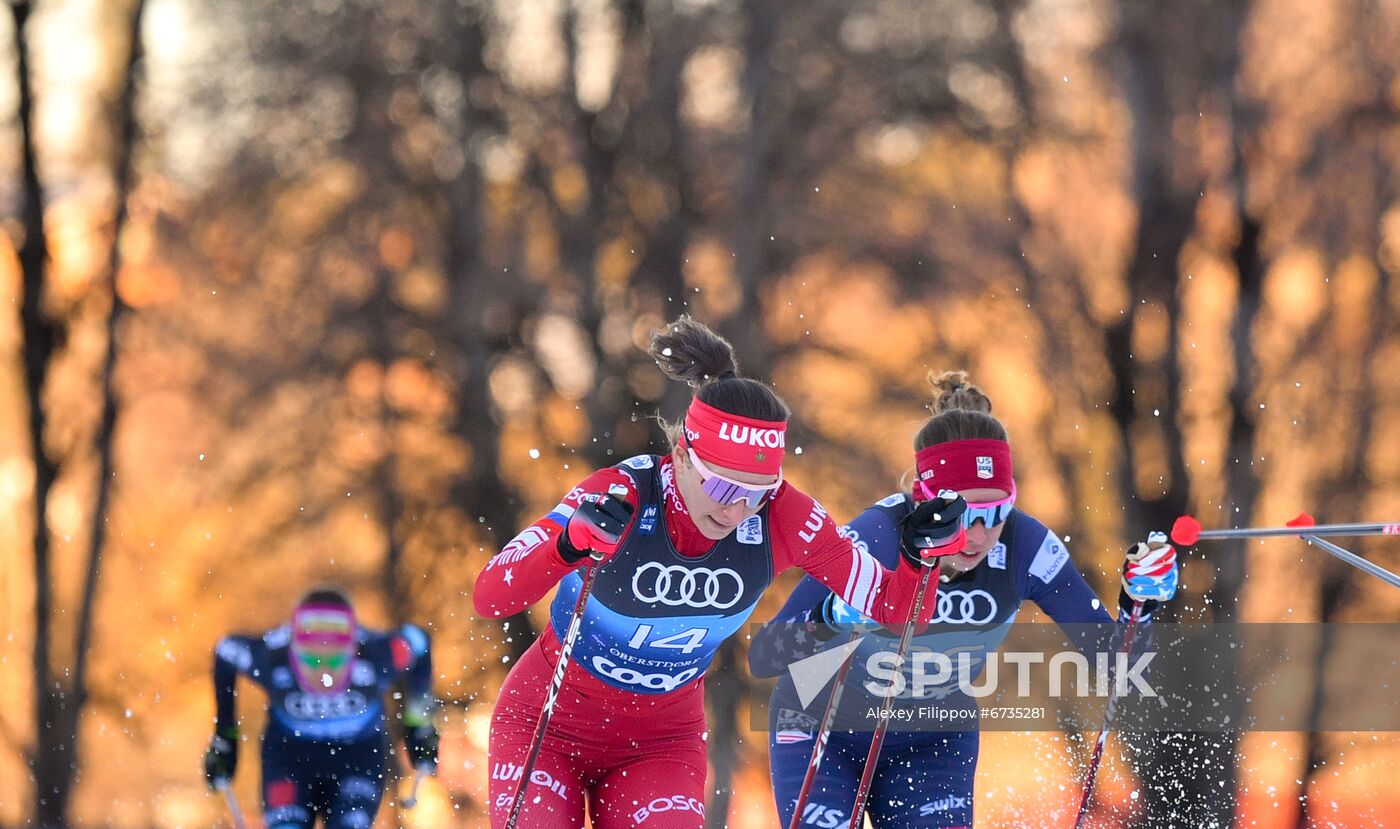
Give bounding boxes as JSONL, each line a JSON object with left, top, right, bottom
{"left": 898, "top": 493, "right": 968, "bottom": 569}
{"left": 405, "top": 724, "right": 439, "bottom": 772}
{"left": 203, "top": 726, "right": 239, "bottom": 788}
{"left": 556, "top": 492, "right": 635, "bottom": 564}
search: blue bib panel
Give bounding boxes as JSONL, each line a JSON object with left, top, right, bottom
{"left": 550, "top": 455, "right": 774, "bottom": 693}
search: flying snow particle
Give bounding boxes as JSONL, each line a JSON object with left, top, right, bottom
{"left": 529, "top": 448, "right": 540, "bottom": 459}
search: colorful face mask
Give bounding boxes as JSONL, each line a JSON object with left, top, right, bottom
{"left": 289, "top": 604, "right": 357, "bottom": 694}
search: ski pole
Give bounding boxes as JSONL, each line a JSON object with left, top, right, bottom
{"left": 402, "top": 769, "right": 425, "bottom": 809}
{"left": 1072, "top": 600, "right": 1145, "bottom": 829}
{"left": 786, "top": 631, "right": 862, "bottom": 829}
{"left": 1171, "top": 514, "right": 1400, "bottom": 544}
{"left": 214, "top": 779, "right": 247, "bottom": 829}
{"left": 848, "top": 559, "right": 938, "bottom": 823}
{"left": 1287, "top": 513, "right": 1400, "bottom": 589}
{"left": 1302, "top": 535, "right": 1400, "bottom": 589}
{"left": 504, "top": 484, "right": 625, "bottom": 829}
{"left": 503, "top": 555, "right": 599, "bottom": 828}
{"left": 1173, "top": 513, "right": 1400, "bottom": 589}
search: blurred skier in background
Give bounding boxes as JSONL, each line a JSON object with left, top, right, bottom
{"left": 203, "top": 587, "right": 438, "bottom": 829}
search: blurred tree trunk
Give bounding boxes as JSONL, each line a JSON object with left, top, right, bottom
{"left": 552, "top": 0, "right": 700, "bottom": 467}
{"left": 1110, "top": 1, "right": 1237, "bottom": 825}
{"left": 439, "top": 4, "right": 539, "bottom": 660}
{"left": 726, "top": 0, "right": 779, "bottom": 371}
{"left": 9, "top": 0, "right": 148, "bottom": 822}
{"left": 623, "top": 0, "right": 700, "bottom": 325}
{"left": 1217, "top": 23, "right": 1263, "bottom": 627}
{"left": 989, "top": 0, "right": 1098, "bottom": 549}
{"left": 336, "top": 5, "right": 418, "bottom": 627}
{"left": 62, "top": 0, "right": 148, "bottom": 823}
{"left": 12, "top": 0, "right": 62, "bottom": 823}
{"left": 372, "top": 264, "right": 409, "bottom": 621}
{"left": 556, "top": 0, "right": 622, "bottom": 470}
{"left": 1107, "top": 1, "right": 1195, "bottom": 552}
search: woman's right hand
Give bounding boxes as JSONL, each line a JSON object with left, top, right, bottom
{"left": 556, "top": 485, "right": 635, "bottom": 565}
{"left": 898, "top": 491, "right": 968, "bottom": 568}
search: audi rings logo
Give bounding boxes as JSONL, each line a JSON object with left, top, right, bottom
{"left": 632, "top": 562, "right": 745, "bottom": 610}
{"left": 283, "top": 690, "right": 369, "bottom": 720}
{"left": 931, "top": 589, "right": 998, "bottom": 624}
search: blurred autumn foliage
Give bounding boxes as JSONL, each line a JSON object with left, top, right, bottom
{"left": 3, "top": 0, "right": 1400, "bottom": 827}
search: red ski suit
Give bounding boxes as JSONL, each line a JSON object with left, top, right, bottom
{"left": 474, "top": 455, "right": 940, "bottom": 827}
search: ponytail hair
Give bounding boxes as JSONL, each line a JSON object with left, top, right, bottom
{"left": 648, "top": 316, "right": 789, "bottom": 442}
{"left": 914, "top": 370, "right": 1007, "bottom": 450}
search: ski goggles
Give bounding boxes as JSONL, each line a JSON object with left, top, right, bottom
{"left": 294, "top": 648, "right": 350, "bottom": 673}
{"left": 687, "top": 446, "right": 782, "bottom": 508}
{"left": 294, "top": 646, "right": 348, "bottom": 666}
{"left": 916, "top": 479, "right": 1017, "bottom": 528}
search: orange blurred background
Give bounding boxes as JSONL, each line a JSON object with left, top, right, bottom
{"left": 4, "top": 0, "right": 1400, "bottom": 826}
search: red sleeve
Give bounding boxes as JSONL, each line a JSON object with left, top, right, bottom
{"left": 768, "top": 487, "right": 939, "bottom": 626}
{"left": 472, "top": 467, "right": 640, "bottom": 618}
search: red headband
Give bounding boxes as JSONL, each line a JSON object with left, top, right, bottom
{"left": 682, "top": 398, "right": 786, "bottom": 476}
{"left": 292, "top": 603, "right": 356, "bottom": 647}
{"left": 914, "top": 438, "right": 1014, "bottom": 495}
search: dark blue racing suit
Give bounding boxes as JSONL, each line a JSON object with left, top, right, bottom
{"left": 751, "top": 493, "right": 1149, "bottom": 829}
{"left": 212, "top": 624, "right": 432, "bottom": 829}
